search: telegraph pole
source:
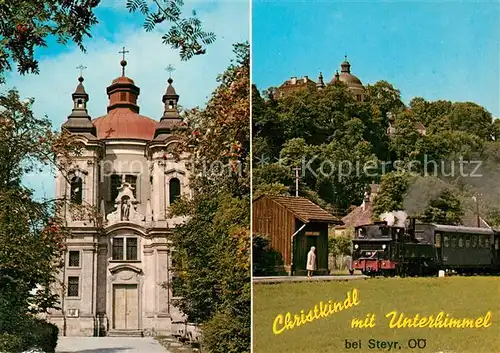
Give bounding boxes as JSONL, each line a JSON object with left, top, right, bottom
{"left": 292, "top": 166, "right": 300, "bottom": 197}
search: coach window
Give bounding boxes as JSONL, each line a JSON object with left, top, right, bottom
{"left": 450, "top": 236, "right": 457, "bottom": 248}
{"left": 465, "top": 236, "right": 471, "bottom": 248}
{"left": 471, "top": 236, "right": 477, "bottom": 248}
{"left": 495, "top": 238, "right": 499, "bottom": 250}
{"left": 458, "top": 236, "right": 464, "bottom": 248}
{"left": 478, "top": 236, "right": 484, "bottom": 248}
{"left": 485, "top": 236, "right": 490, "bottom": 248}
{"left": 443, "top": 235, "right": 450, "bottom": 248}
{"left": 435, "top": 233, "right": 441, "bottom": 248}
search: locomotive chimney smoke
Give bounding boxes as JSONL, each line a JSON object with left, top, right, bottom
{"left": 380, "top": 211, "right": 407, "bottom": 227}
{"left": 380, "top": 212, "right": 395, "bottom": 226}
{"left": 403, "top": 176, "right": 448, "bottom": 217}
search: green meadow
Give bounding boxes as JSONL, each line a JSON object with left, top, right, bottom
{"left": 253, "top": 277, "right": 500, "bottom": 353}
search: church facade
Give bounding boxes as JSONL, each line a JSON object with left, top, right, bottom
{"left": 48, "top": 56, "right": 189, "bottom": 337}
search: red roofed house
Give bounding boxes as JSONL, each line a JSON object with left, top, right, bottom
{"left": 336, "top": 184, "right": 380, "bottom": 238}
{"left": 253, "top": 195, "right": 342, "bottom": 276}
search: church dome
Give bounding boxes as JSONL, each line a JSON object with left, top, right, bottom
{"left": 93, "top": 109, "right": 156, "bottom": 140}
{"left": 329, "top": 57, "right": 363, "bottom": 87}
{"left": 92, "top": 57, "right": 156, "bottom": 140}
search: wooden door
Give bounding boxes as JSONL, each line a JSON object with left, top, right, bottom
{"left": 113, "top": 284, "right": 138, "bottom": 329}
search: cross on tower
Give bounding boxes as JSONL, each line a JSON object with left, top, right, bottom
{"left": 165, "top": 64, "right": 175, "bottom": 79}
{"left": 76, "top": 64, "right": 87, "bottom": 77}
{"left": 119, "top": 47, "right": 130, "bottom": 76}
{"left": 119, "top": 46, "right": 129, "bottom": 61}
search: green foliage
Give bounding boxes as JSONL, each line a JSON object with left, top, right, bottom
{"left": 0, "top": 0, "right": 100, "bottom": 82}
{"left": 0, "top": 0, "right": 213, "bottom": 83}
{"left": 202, "top": 310, "right": 250, "bottom": 353}
{"left": 254, "top": 73, "right": 498, "bottom": 220}
{"left": 167, "top": 43, "right": 250, "bottom": 352}
{"left": 373, "top": 172, "right": 464, "bottom": 224}
{"left": 328, "top": 236, "right": 352, "bottom": 257}
{"left": 127, "top": 0, "right": 216, "bottom": 60}
{"left": 0, "top": 315, "right": 59, "bottom": 353}
{"left": 0, "top": 87, "right": 80, "bottom": 351}
{"left": 252, "top": 234, "right": 284, "bottom": 276}
{"left": 418, "top": 188, "right": 463, "bottom": 224}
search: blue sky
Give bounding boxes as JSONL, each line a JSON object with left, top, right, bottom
{"left": 253, "top": 0, "right": 499, "bottom": 117}
{"left": 3, "top": 0, "right": 248, "bottom": 199}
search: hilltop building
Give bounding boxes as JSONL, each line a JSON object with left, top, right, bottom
{"left": 273, "top": 56, "right": 365, "bottom": 101}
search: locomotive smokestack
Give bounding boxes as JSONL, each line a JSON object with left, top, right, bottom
{"left": 380, "top": 211, "right": 407, "bottom": 227}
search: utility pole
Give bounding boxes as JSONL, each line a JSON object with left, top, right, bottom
{"left": 472, "top": 195, "right": 480, "bottom": 227}
{"left": 292, "top": 167, "right": 300, "bottom": 197}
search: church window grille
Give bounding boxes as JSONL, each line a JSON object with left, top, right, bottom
{"left": 67, "top": 277, "right": 79, "bottom": 297}
{"left": 125, "top": 175, "right": 138, "bottom": 198}
{"left": 68, "top": 251, "right": 80, "bottom": 267}
{"left": 112, "top": 237, "right": 138, "bottom": 261}
{"left": 70, "top": 176, "right": 82, "bottom": 204}
{"left": 110, "top": 174, "right": 121, "bottom": 202}
{"left": 110, "top": 174, "right": 138, "bottom": 202}
{"left": 169, "top": 178, "right": 181, "bottom": 205}
{"left": 112, "top": 238, "right": 124, "bottom": 260}
{"left": 126, "top": 238, "right": 138, "bottom": 260}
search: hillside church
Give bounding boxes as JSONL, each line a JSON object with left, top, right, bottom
{"left": 48, "top": 52, "right": 189, "bottom": 337}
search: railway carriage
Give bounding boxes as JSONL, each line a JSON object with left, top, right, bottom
{"left": 351, "top": 220, "right": 500, "bottom": 277}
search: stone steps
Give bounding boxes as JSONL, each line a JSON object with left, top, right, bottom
{"left": 107, "top": 329, "right": 143, "bottom": 337}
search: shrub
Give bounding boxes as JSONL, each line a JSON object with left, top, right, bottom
{"left": 202, "top": 311, "right": 249, "bottom": 353}
{"left": 23, "top": 317, "right": 59, "bottom": 353}
{"left": 252, "top": 234, "right": 284, "bottom": 276}
{"left": 0, "top": 333, "right": 27, "bottom": 352}
{"left": 0, "top": 316, "right": 58, "bottom": 353}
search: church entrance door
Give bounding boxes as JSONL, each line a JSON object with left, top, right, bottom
{"left": 113, "top": 284, "right": 139, "bottom": 330}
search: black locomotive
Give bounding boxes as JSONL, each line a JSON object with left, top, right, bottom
{"left": 351, "top": 220, "right": 500, "bottom": 277}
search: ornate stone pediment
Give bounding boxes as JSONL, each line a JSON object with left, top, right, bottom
{"left": 109, "top": 264, "right": 142, "bottom": 274}
{"left": 106, "top": 182, "right": 144, "bottom": 224}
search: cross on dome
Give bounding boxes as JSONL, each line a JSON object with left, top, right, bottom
{"left": 165, "top": 64, "right": 175, "bottom": 79}
{"left": 119, "top": 46, "right": 130, "bottom": 76}
{"left": 76, "top": 64, "right": 87, "bottom": 79}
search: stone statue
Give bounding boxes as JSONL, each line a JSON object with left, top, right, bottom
{"left": 121, "top": 198, "right": 131, "bottom": 221}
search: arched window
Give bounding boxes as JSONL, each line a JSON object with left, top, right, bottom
{"left": 169, "top": 178, "right": 181, "bottom": 205}
{"left": 70, "top": 176, "right": 82, "bottom": 204}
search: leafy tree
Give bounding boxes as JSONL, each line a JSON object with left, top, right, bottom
{"left": 418, "top": 188, "right": 463, "bottom": 224}
{"left": 0, "top": 89, "right": 80, "bottom": 349}
{"left": 374, "top": 172, "right": 464, "bottom": 224}
{"left": 365, "top": 80, "right": 405, "bottom": 118}
{"left": 372, "top": 172, "right": 416, "bottom": 218}
{"left": 0, "top": 0, "right": 215, "bottom": 82}
{"left": 168, "top": 43, "right": 249, "bottom": 353}
{"left": 127, "top": 0, "right": 216, "bottom": 59}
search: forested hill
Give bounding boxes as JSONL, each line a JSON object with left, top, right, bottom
{"left": 252, "top": 81, "right": 500, "bottom": 226}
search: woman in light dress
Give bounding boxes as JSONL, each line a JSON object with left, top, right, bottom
{"left": 307, "top": 246, "right": 316, "bottom": 278}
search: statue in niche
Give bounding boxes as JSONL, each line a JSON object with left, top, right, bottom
{"left": 121, "top": 196, "right": 131, "bottom": 221}
{"left": 106, "top": 182, "right": 144, "bottom": 224}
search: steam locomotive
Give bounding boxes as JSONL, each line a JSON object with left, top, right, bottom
{"left": 351, "top": 220, "right": 500, "bottom": 277}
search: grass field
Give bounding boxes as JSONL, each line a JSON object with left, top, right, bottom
{"left": 253, "top": 277, "right": 500, "bottom": 353}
